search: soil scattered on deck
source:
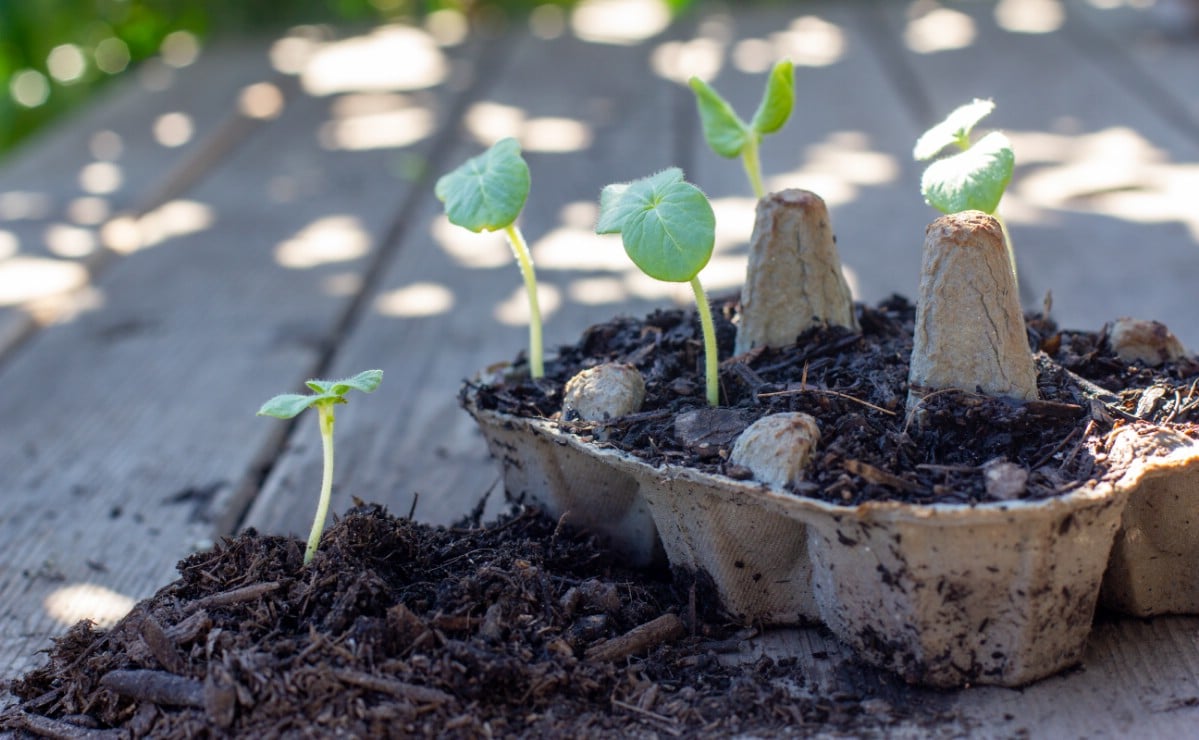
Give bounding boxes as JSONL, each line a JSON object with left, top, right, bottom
{"left": 2, "top": 505, "right": 954, "bottom": 738}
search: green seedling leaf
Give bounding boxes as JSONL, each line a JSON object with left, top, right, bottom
{"left": 616, "top": 176, "right": 715, "bottom": 283}
{"left": 435, "top": 137, "right": 530, "bottom": 232}
{"left": 258, "top": 369, "right": 383, "bottom": 565}
{"left": 750, "top": 60, "right": 795, "bottom": 134}
{"left": 596, "top": 168, "right": 684, "bottom": 234}
{"left": 921, "top": 131, "right": 1014, "bottom": 215}
{"left": 258, "top": 393, "right": 321, "bottom": 419}
{"left": 332, "top": 369, "right": 384, "bottom": 395}
{"left": 689, "top": 77, "right": 749, "bottom": 158}
{"left": 913, "top": 98, "right": 996, "bottom": 161}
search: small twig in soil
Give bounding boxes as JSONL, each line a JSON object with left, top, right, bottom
{"left": 99, "top": 669, "right": 204, "bottom": 708}
{"left": 611, "top": 697, "right": 683, "bottom": 736}
{"left": 1030, "top": 426, "right": 1080, "bottom": 471}
{"left": 0, "top": 709, "right": 123, "bottom": 739}
{"left": 190, "top": 581, "right": 280, "bottom": 611}
{"left": 915, "top": 463, "right": 979, "bottom": 473}
{"left": 1059, "top": 420, "right": 1096, "bottom": 472}
{"left": 843, "top": 459, "right": 923, "bottom": 493}
{"left": 332, "top": 669, "right": 453, "bottom": 705}
{"left": 585, "top": 613, "right": 685, "bottom": 662}
{"left": 757, "top": 387, "right": 896, "bottom": 417}
{"left": 407, "top": 491, "right": 420, "bottom": 521}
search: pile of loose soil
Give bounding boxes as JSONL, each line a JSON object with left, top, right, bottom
{"left": 2, "top": 505, "right": 943, "bottom": 738}
{"left": 470, "top": 296, "right": 1161, "bottom": 506}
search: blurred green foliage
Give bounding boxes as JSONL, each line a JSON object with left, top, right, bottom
{"left": 0, "top": 0, "right": 694, "bottom": 158}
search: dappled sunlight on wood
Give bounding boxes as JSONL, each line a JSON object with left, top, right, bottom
{"left": 494, "top": 281, "right": 560, "bottom": 326}
{"left": 464, "top": 101, "right": 594, "bottom": 152}
{"left": 995, "top": 0, "right": 1066, "bottom": 33}
{"left": 66, "top": 196, "right": 110, "bottom": 226}
{"left": 43, "top": 583, "right": 135, "bottom": 629}
{"left": 78, "top": 161, "right": 121, "bottom": 195}
{"left": 152, "top": 112, "right": 193, "bottom": 148}
{"left": 298, "top": 25, "right": 448, "bottom": 96}
{"left": 274, "top": 215, "right": 370, "bottom": 269}
{"left": 375, "top": 281, "right": 456, "bottom": 318}
{"left": 431, "top": 214, "right": 511, "bottom": 269}
{"left": 1006, "top": 126, "right": 1199, "bottom": 240}
{"left": 319, "top": 92, "right": 435, "bottom": 151}
{"left": 571, "top": 0, "right": 672, "bottom": 46}
{"left": 0, "top": 256, "right": 88, "bottom": 306}
{"left": 767, "top": 131, "right": 901, "bottom": 208}
{"left": 44, "top": 224, "right": 97, "bottom": 258}
{"left": 103, "top": 200, "right": 215, "bottom": 254}
{"left": 904, "top": 5, "right": 977, "bottom": 54}
{"left": 239, "top": 82, "right": 285, "bottom": 121}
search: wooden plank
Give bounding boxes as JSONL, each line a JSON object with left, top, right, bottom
{"left": 0, "top": 41, "right": 287, "bottom": 361}
{"left": 875, "top": 0, "right": 1199, "bottom": 350}
{"left": 736, "top": 615, "right": 1199, "bottom": 737}
{"left": 1065, "top": 2, "right": 1199, "bottom": 139}
{"left": 0, "top": 27, "right": 478, "bottom": 682}
{"left": 241, "top": 20, "right": 689, "bottom": 535}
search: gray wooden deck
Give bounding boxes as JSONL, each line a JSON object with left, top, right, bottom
{"left": 2, "top": 1, "right": 1197, "bottom": 735}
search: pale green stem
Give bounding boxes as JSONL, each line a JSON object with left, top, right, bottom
{"left": 740, "top": 135, "right": 765, "bottom": 200}
{"left": 305, "top": 402, "right": 336, "bottom": 565}
{"left": 690, "top": 276, "right": 720, "bottom": 407}
{"left": 995, "top": 212, "right": 1020, "bottom": 297}
{"left": 503, "top": 223, "right": 544, "bottom": 378}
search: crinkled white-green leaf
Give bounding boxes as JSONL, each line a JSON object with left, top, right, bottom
{"left": 913, "top": 98, "right": 995, "bottom": 161}
{"left": 921, "top": 131, "right": 1014, "bottom": 215}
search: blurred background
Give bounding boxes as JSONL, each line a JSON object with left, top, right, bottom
{"left": 0, "top": 0, "right": 703, "bottom": 157}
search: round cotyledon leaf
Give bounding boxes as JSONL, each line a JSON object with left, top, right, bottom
{"left": 435, "top": 137, "right": 530, "bottom": 233}
{"left": 921, "top": 131, "right": 1014, "bottom": 215}
{"left": 619, "top": 178, "right": 715, "bottom": 283}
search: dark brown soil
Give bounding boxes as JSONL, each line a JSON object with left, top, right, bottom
{"left": 470, "top": 295, "right": 1199, "bottom": 506}
{"left": 0, "top": 505, "right": 950, "bottom": 738}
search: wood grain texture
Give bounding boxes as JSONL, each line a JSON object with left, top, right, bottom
{"left": 0, "top": 43, "right": 286, "bottom": 362}
{"left": 0, "top": 29, "right": 473, "bottom": 681}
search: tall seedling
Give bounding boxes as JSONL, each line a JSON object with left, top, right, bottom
{"left": 689, "top": 60, "right": 794, "bottom": 199}
{"left": 258, "top": 369, "right": 383, "bottom": 564}
{"left": 436, "top": 138, "right": 545, "bottom": 378}
{"left": 597, "top": 168, "right": 720, "bottom": 406}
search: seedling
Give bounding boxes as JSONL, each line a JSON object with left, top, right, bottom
{"left": 258, "top": 369, "right": 383, "bottom": 564}
{"left": 914, "top": 99, "right": 1017, "bottom": 285}
{"left": 436, "top": 137, "right": 544, "bottom": 378}
{"left": 689, "top": 60, "right": 794, "bottom": 199}
{"left": 597, "top": 168, "right": 720, "bottom": 406}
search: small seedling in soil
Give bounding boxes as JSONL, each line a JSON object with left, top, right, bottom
{"left": 914, "top": 98, "right": 1018, "bottom": 285}
{"left": 597, "top": 167, "right": 720, "bottom": 406}
{"left": 436, "top": 137, "right": 544, "bottom": 378}
{"left": 257, "top": 369, "right": 383, "bottom": 564}
{"left": 689, "top": 60, "right": 794, "bottom": 199}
